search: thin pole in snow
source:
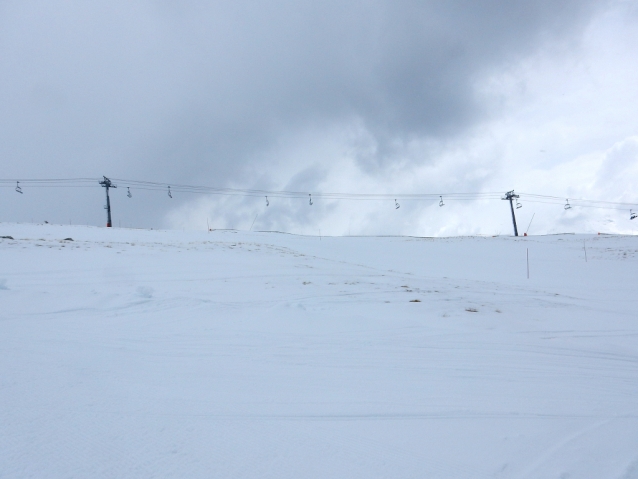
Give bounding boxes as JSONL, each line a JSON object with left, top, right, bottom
{"left": 526, "top": 213, "right": 535, "bottom": 235}
{"left": 584, "top": 240, "right": 588, "bottom": 262}
{"left": 250, "top": 214, "right": 258, "bottom": 231}
{"left": 527, "top": 248, "right": 529, "bottom": 279}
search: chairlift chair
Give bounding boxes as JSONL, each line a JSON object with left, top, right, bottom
{"left": 564, "top": 199, "right": 572, "bottom": 210}
{"left": 516, "top": 199, "right": 522, "bottom": 209}
{"left": 15, "top": 181, "right": 23, "bottom": 194}
{"left": 127, "top": 187, "right": 132, "bottom": 198}
{"left": 395, "top": 199, "right": 400, "bottom": 209}
{"left": 168, "top": 186, "right": 172, "bottom": 198}
{"left": 439, "top": 196, "right": 444, "bottom": 207}
{"left": 631, "top": 209, "right": 637, "bottom": 220}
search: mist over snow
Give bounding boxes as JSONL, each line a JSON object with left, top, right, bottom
{"left": 0, "top": 1, "right": 637, "bottom": 235}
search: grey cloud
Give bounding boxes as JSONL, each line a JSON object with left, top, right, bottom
{"left": 0, "top": 0, "right": 605, "bottom": 227}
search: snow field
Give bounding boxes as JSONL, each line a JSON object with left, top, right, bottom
{"left": 1, "top": 224, "right": 638, "bottom": 478}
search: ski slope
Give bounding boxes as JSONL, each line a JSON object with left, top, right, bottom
{"left": 1, "top": 223, "right": 637, "bottom": 478}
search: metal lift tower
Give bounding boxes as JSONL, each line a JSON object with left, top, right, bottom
{"left": 99, "top": 176, "right": 116, "bottom": 227}
{"left": 502, "top": 190, "right": 519, "bottom": 236}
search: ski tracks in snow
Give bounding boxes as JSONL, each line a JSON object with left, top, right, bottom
{"left": 2, "top": 225, "right": 638, "bottom": 478}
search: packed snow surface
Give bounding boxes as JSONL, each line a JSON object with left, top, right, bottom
{"left": 1, "top": 223, "right": 638, "bottom": 478}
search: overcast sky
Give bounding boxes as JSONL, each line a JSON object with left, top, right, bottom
{"left": 1, "top": 0, "right": 637, "bottom": 236}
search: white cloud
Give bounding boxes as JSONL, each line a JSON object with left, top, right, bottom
{"left": 167, "top": 2, "right": 638, "bottom": 237}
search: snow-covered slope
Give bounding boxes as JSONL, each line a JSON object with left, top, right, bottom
{"left": 1, "top": 223, "right": 637, "bottom": 478}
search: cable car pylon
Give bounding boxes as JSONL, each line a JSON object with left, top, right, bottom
{"left": 502, "top": 190, "right": 520, "bottom": 236}
{"left": 99, "top": 176, "right": 116, "bottom": 227}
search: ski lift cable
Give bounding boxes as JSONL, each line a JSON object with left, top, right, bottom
{"left": 519, "top": 198, "right": 633, "bottom": 211}
{"left": 519, "top": 192, "right": 638, "bottom": 207}
{"left": 112, "top": 179, "right": 503, "bottom": 200}
{"left": 1, "top": 177, "right": 636, "bottom": 210}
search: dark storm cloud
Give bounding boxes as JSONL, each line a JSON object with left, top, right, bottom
{"left": 0, "top": 0, "right": 602, "bottom": 226}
